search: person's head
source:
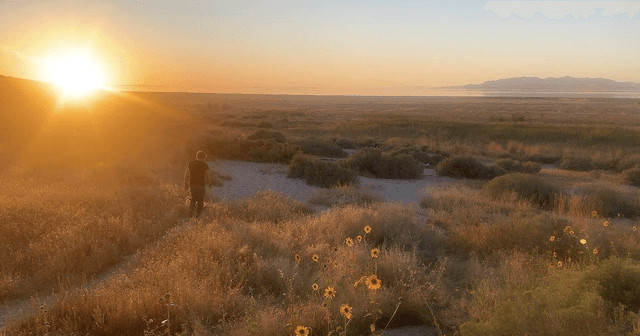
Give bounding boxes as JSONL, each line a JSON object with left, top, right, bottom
{"left": 196, "top": 151, "right": 207, "bottom": 160}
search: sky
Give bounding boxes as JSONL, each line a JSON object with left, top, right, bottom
{"left": 0, "top": 0, "right": 638, "bottom": 95}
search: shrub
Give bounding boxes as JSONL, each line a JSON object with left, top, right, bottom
{"left": 520, "top": 153, "right": 561, "bottom": 165}
{"left": 191, "top": 134, "right": 299, "bottom": 164}
{"left": 569, "top": 183, "right": 639, "bottom": 218}
{"left": 357, "top": 137, "right": 379, "bottom": 148}
{"left": 461, "top": 257, "right": 640, "bottom": 336}
{"left": 616, "top": 155, "right": 640, "bottom": 172}
{"left": 246, "top": 129, "right": 286, "bottom": 143}
{"left": 287, "top": 154, "right": 358, "bottom": 188}
{"left": 297, "top": 138, "right": 347, "bottom": 158}
{"left": 623, "top": 167, "right": 640, "bottom": 187}
{"left": 435, "top": 156, "right": 505, "bottom": 180}
{"left": 343, "top": 148, "right": 423, "bottom": 179}
{"left": 559, "top": 156, "right": 593, "bottom": 171}
{"left": 335, "top": 138, "right": 356, "bottom": 149}
{"left": 483, "top": 173, "right": 560, "bottom": 209}
{"left": 494, "top": 158, "right": 541, "bottom": 174}
{"left": 387, "top": 147, "right": 443, "bottom": 165}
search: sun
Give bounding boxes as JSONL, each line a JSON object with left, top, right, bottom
{"left": 48, "top": 55, "right": 104, "bottom": 96}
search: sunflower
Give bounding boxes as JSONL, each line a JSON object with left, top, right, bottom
{"left": 603, "top": 221, "right": 610, "bottom": 228}
{"left": 364, "top": 225, "right": 372, "bottom": 234}
{"left": 634, "top": 226, "right": 638, "bottom": 231}
{"left": 549, "top": 236, "right": 555, "bottom": 242}
{"left": 324, "top": 286, "right": 337, "bottom": 299}
{"left": 355, "top": 235, "right": 363, "bottom": 242}
{"left": 295, "top": 325, "right": 309, "bottom": 336}
{"left": 294, "top": 254, "right": 302, "bottom": 263}
{"left": 366, "top": 275, "right": 382, "bottom": 290}
{"left": 569, "top": 230, "right": 575, "bottom": 236}
{"left": 557, "top": 261, "right": 563, "bottom": 268}
{"left": 370, "top": 248, "right": 380, "bottom": 259}
{"left": 591, "top": 210, "right": 598, "bottom": 218}
{"left": 312, "top": 254, "right": 319, "bottom": 262}
{"left": 312, "top": 283, "right": 319, "bottom": 291}
{"left": 340, "top": 304, "right": 353, "bottom": 319}
{"left": 553, "top": 251, "right": 557, "bottom": 258}
{"left": 593, "top": 248, "right": 598, "bottom": 255}
{"left": 322, "top": 263, "right": 329, "bottom": 270}
{"left": 345, "top": 237, "right": 354, "bottom": 247}
{"left": 580, "top": 239, "right": 587, "bottom": 245}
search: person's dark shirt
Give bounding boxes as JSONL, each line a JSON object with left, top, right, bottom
{"left": 188, "top": 160, "right": 209, "bottom": 186}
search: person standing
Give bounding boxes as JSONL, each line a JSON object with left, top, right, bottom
{"left": 184, "top": 151, "right": 212, "bottom": 218}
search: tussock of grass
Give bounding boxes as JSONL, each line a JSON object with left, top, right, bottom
{"left": 342, "top": 148, "right": 423, "bottom": 179}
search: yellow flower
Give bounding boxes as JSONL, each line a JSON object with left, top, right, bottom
{"left": 569, "top": 230, "right": 575, "bottom": 236}
{"left": 295, "top": 325, "right": 309, "bottom": 336}
{"left": 633, "top": 226, "right": 637, "bottom": 231}
{"left": 364, "top": 225, "right": 372, "bottom": 234}
{"left": 370, "top": 248, "right": 380, "bottom": 259}
{"left": 557, "top": 261, "right": 563, "bottom": 268}
{"left": 580, "top": 239, "right": 587, "bottom": 245}
{"left": 603, "top": 221, "right": 610, "bottom": 228}
{"left": 366, "top": 275, "right": 382, "bottom": 290}
{"left": 340, "top": 304, "right": 353, "bottom": 320}
{"left": 549, "top": 236, "right": 555, "bottom": 242}
{"left": 355, "top": 235, "right": 363, "bottom": 242}
{"left": 312, "top": 254, "right": 319, "bottom": 262}
{"left": 324, "top": 286, "right": 337, "bottom": 299}
{"left": 553, "top": 251, "right": 557, "bottom": 258}
{"left": 294, "top": 254, "right": 302, "bottom": 263}
{"left": 591, "top": 210, "right": 598, "bottom": 218}
{"left": 593, "top": 248, "right": 598, "bottom": 255}
{"left": 312, "top": 283, "right": 319, "bottom": 291}
{"left": 345, "top": 237, "right": 354, "bottom": 247}
{"left": 563, "top": 225, "right": 572, "bottom": 233}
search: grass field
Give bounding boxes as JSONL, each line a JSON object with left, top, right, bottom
{"left": 2, "top": 77, "right": 640, "bottom": 335}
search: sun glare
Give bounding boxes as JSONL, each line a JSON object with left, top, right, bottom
{"left": 48, "top": 55, "right": 104, "bottom": 96}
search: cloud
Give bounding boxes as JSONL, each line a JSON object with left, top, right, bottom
{"left": 484, "top": 1, "right": 640, "bottom": 19}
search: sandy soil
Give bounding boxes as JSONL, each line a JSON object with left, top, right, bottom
{"left": 209, "top": 160, "right": 455, "bottom": 207}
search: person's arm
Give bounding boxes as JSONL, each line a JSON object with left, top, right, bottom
{"left": 184, "top": 167, "right": 190, "bottom": 190}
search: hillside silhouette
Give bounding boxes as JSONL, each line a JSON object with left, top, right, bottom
{"left": 459, "top": 76, "right": 640, "bottom": 92}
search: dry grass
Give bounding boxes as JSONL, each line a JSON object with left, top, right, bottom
{"left": 4, "top": 89, "right": 640, "bottom": 335}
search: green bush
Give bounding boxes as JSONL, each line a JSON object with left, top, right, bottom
{"left": 287, "top": 154, "right": 358, "bottom": 188}
{"left": 623, "top": 167, "right": 640, "bottom": 187}
{"left": 343, "top": 148, "right": 423, "bottom": 179}
{"left": 297, "top": 138, "right": 347, "bottom": 158}
{"left": 461, "top": 257, "right": 640, "bottom": 336}
{"left": 435, "top": 156, "right": 505, "bottom": 180}
{"left": 559, "top": 156, "right": 594, "bottom": 171}
{"left": 387, "top": 146, "right": 445, "bottom": 166}
{"left": 483, "top": 173, "right": 560, "bottom": 209}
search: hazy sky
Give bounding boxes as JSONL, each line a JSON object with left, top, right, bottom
{"left": 0, "top": 0, "right": 638, "bottom": 94}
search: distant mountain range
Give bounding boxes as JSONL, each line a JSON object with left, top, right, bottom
{"left": 444, "top": 76, "right": 640, "bottom": 92}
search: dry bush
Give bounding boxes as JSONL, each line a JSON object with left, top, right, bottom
{"left": 287, "top": 154, "right": 358, "bottom": 188}
{"left": 560, "top": 182, "right": 640, "bottom": 219}
{"left": 483, "top": 173, "right": 561, "bottom": 209}
{"left": 435, "top": 156, "right": 505, "bottom": 180}
{"left": 297, "top": 138, "right": 347, "bottom": 158}
{"left": 623, "top": 167, "right": 640, "bottom": 187}
{"left": 246, "top": 129, "right": 285, "bottom": 142}
{"left": 494, "top": 158, "right": 541, "bottom": 174}
{"left": 559, "top": 156, "right": 594, "bottom": 171}
{"left": 343, "top": 148, "right": 423, "bottom": 179}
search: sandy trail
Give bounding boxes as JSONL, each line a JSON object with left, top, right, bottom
{"left": 209, "top": 159, "right": 455, "bottom": 206}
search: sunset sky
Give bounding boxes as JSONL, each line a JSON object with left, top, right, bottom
{"left": 1, "top": 0, "right": 638, "bottom": 95}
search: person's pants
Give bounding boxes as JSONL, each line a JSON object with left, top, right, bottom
{"left": 189, "top": 185, "right": 206, "bottom": 217}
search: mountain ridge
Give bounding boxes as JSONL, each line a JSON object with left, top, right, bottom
{"left": 442, "top": 76, "right": 640, "bottom": 92}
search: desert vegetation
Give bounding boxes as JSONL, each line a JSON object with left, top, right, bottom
{"left": 3, "top": 79, "right": 640, "bottom": 335}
